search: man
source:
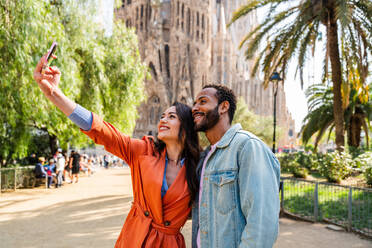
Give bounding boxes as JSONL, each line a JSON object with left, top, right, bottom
{"left": 69, "top": 150, "right": 81, "bottom": 183}
{"left": 35, "top": 157, "right": 47, "bottom": 179}
{"left": 35, "top": 157, "right": 54, "bottom": 188}
{"left": 191, "top": 84, "right": 280, "bottom": 247}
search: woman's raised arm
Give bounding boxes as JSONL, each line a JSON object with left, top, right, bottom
{"left": 33, "top": 54, "right": 149, "bottom": 164}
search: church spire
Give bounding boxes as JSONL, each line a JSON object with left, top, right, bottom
{"left": 217, "top": 2, "right": 226, "bottom": 35}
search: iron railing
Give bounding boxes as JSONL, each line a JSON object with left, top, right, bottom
{"left": 281, "top": 177, "right": 372, "bottom": 238}
{"left": 0, "top": 166, "right": 47, "bottom": 192}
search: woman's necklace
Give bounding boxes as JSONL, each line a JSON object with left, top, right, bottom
{"left": 168, "top": 158, "right": 181, "bottom": 167}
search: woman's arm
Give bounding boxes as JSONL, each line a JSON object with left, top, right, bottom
{"left": 33, "top": 54, "right": 149, "bottom": 165}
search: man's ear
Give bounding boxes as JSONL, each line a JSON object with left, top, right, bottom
{"left": 219, "top": 101, "right": 230, "bottom": 115}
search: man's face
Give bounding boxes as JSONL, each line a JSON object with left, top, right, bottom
{"left": 192, "top": 88, "right": 220, "bottom": 132}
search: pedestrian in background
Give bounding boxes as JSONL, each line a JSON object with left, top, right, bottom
{"left": 55, "top": 148, "right": 65, "bottom": 187}
{"left": 44, "top": 158, "right": 56, "bottom": 188}
{"left": 69, "top": 150, "right": 81, "bottom": 183}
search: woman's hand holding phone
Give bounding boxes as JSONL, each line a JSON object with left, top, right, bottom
{"left": 33, "top": 44, "right": 76, "bottom": 116}
{"left": 33, "top": 53, "right": 61, "bottom": 97}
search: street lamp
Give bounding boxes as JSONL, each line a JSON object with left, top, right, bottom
{"left": 270, "top": 72, "right": 283, "bottom": 153}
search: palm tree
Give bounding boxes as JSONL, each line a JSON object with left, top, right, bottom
{"left": 301, "top": 83, "right": 371, "bottom": 150}
{"left": 228, "top": 0, "right": 371, "bottom": 151}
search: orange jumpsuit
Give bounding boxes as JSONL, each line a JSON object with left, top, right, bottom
{"left": 82, "top": 113, "right": 191, "bottom": 248}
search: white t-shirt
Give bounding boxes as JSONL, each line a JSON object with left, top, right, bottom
{"left": 56, "top": 154, "right": 65, "bottom": 172}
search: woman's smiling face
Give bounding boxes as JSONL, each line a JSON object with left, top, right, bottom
{"left": 157, "top": 106, "right": 181, "bottom": 142}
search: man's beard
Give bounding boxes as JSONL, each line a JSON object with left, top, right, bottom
{"left": 195, "top": 105, "right": 220, "bottom": 132}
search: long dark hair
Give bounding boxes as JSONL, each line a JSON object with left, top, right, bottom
{"left": 154, "top": 102, "right": 200, "bottom": 205}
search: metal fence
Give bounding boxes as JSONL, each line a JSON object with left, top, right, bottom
{"left": 281, "top": 177, "right": 372, "bottom": 238}
{"left": 0, "top": 166, "right": 46, "bottom": 192}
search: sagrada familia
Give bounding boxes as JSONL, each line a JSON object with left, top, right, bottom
{"left": 115, "top": 0, "right": 296, "bottom": 148}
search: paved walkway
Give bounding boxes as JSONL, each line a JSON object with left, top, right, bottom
{"left": 0, "top": 168, "right": 370, "bottom": 247}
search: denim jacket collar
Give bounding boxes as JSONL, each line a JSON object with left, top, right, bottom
{"left": 196, "top": 124, "right": 242, "bottom": 176}
{"left": 216, "top": 123, "right": 242, "bottom": 148}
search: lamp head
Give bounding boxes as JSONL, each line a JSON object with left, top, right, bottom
{"left": 270, "top": 72, "right": 282, "bottom": 82}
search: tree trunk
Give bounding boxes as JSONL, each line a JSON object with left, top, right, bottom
{"left": 348, "top": 115, "right": 361, "bottom": 147}
{"left": 49, "top": 134, "right": 58, "bottom": 155}
{"left": 348, "top": 110, "right": 363, "bottom": 148}
{"left": 326, "top": 7, "right": 344, "bottom": 151}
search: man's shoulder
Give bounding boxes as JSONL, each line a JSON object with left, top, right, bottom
{"left": 234, "top": 129, "right": 261, "bottom": 143}
{"left": 232, "top": 129, "right": 272, "bottom": 151}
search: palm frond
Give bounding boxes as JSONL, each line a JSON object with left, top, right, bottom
{"left": 228, "top": 0, "right": 283, "bottom": 27}
{"left": 360, "top": 118, "right": 369, "bottom": 148}
{"left": 301, "top": 104, "right": 334, "bottom": 144}
{"left": 335, "top": 0, "right": 352, "bottom": 27}
{"left": 237, "top": 6, "right": 298, "bottom": 50}
{"left": 314, "top": 120, "right": 333, "bottom": 149}
{"left": 353, "top": 0, "right": 372, "bottom": 30}
{"left": 327, "top": 124, "right": 335, "bottom": 143}
{"left": 297, "top": 22, "right": 319, "bottom": 89}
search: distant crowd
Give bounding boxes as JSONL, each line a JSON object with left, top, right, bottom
{"left": 34, "top": 149, "right": 127, "bottom": 188}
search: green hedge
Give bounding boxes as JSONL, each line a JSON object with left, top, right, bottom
{"left": 278, "top": 151, "right": 372, "bottom": 185}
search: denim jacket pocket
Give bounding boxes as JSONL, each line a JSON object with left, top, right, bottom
{"left": 210, "top": 170, "right": 237, "bottom": 214}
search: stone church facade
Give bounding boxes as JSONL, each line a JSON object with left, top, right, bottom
{"left": 115, "top": 0, "right": 296, "bottom": 148}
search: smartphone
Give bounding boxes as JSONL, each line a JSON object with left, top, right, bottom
{"left": 41, "top": 42, "right": 57, "bottom": 73}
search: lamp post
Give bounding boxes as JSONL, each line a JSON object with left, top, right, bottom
{"left": 270, "top": 72, "right": 282, "bottom": 153}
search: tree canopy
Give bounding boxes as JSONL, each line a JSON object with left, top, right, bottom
{"left": 229, "top": 0, "right": 371, "bottom": 151}
{"left": 0, "top": 0, "right": 146, "bottom": 163}
{"left": 301, "top": 82, "right": 371, "bottom": 150}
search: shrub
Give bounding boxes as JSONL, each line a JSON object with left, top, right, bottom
{"left": 365, "top": 167, "right": 372, "bottom": 186}
{"left": 317, "top": 152, "right": 353, "bottom": 183}
{"left": 296, "top": 152, "right": 313, "bottom": 170}
{"left": 348, "top": 146, "right": 367, "bottom": 159}
{"left": 356, "top": 152, "right": 372, "bottom": 185}
{"left": 277, "top": 153, "right": 295, "bottom": 173}
{"left": 277, "top": 153, "right": 308, "bottom": 178}
{"left": 354, "top": 151, "right": 372, "bottom": 171}
{"left": 291, "top": 162, "right": 309, "bottom": 178}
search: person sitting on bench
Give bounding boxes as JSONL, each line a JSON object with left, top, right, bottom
{"left": 34, "top": 157, "right": 53, "bottom": 188}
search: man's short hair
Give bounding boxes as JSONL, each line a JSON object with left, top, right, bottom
{"left": 203, "top": 84, "right": 237, "bottom": 123}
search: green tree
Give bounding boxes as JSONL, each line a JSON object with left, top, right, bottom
{"left": 233, "top": 98, "right": 281, "bottom": 147}
{"left": 0, "top": 0, "right": 146, "bottom": 163}
{"left": 229, "top": 0, "right": 371, "bottom": 151}
{"left": 300, "top": 83, "right": 371, "bottom": 150}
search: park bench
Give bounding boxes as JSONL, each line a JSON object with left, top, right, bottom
{"left": 34, "top": 176, "right": 48, "bottom": 188}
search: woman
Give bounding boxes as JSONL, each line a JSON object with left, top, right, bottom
{"left": 33, "top": 54, "right": 200, "bottom": 247}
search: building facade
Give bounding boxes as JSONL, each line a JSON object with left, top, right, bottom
{"left": 115, "top": 0, "right": 295, "bottom": 148}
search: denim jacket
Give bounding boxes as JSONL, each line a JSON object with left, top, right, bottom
{"left": 192, "top": 124, "right": 280, "bottom": 248}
